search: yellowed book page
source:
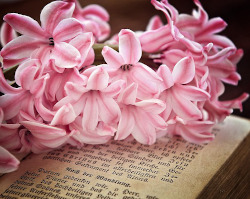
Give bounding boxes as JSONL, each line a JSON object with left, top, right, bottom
{"left": 0, "top": 115, "right": 249, "bottom": 199}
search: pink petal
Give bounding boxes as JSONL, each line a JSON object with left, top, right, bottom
{"left": 64, "top": 82, "right": 88, "bottom": 101}
{"left": 1, "top": 22, "right": 17, "bottom": 46}
{"left": 172, "top": 56, "right": 195, "bottom": 84}
{"left": 0, "top": 68, "right": 22, "bottom": 94}
{"left": 53, "top": 18, "right": 84, "bottom": 42}
{"left": 175, "top": 84, "right": 210, "bottom": 101}
{"left": 157, "top": 64, "right": 174, "bottom": 89}
{"left": 145, "top": 113, "right": 167, "bottom": 130}
{"left": 140, "top": 25, "right": 174, "bottom": 53}
{"left": 0, "top": 92, "right": 27, "bottom": 120}
{"left": 51, "top": 103, "right": 77, "bottom": 125}
{"left": 54, "top": 94, "right": 86, "bottom": 118}
{"left": 82, "top": 93, "right": 99, "bottom": 131}
{"left": 177, "top": 34, "right": 204, "bottom": 54}
{"left": 103, "top": 80, "right": 125, "bottom": 98}
{"left": 115, "top": 106, "right": 135, "bottom": 140}
{"left": 197, "top": 35, "right": 235, "bottom": 48}
{"left": 177, "top": 124, "right": 214, "bottom": 144}
{"left": 51, "top": 42, "right": 81, "bottom": 68}
{"left": 118, "top": 83, "right": 137, "bottom": 105}
{"left": 195, "top": 17, "right": 227, "bottom": 37}
{"left": 78, "top": 122, "right": 115, "bottom": 145}
{"left": 1, "top": 35, "right": 44, "bottom": 60}
{"left": 229, "top": 49, "right": 243, "bottom": 65}
{"left": 16, "top": 64, "right": 38, "bottom": 90}
{"left": 21, "top": 121, "right": 67, "bottom": 139}
{"left": 146, "top": 15, "right": 164, "bottom": 31}
{"left": 89, "top": 17, "right": 110, "bottom": 42}
{"left": 81, "top": 4, "right": 109, "bottom": 21}
{"left": 86, "top": 67, "right": 109, "bottom": 90}
{"left": 30, "top": 74, "right": 50, "bottom": 98}
{"left": 131, "top": 63, "right": 163, "bottom": 93}
{"left": 1, "top": 58, "right": 26, "bottom": 69}
{"left": 0, "top": 146, "right": 20, "bottom": 173}
{"left": 160, "top": 49, "right": 186, "bottom": 69}
{"left": 40, "top": 1, "right": 75, "bottom": 35}
{"left": 119, "top": 29, "right": 142, "bottom": 64}
{"left": 172, "top": 89, "right": 202, "bottom": 120}
{"left": 204, "top": 100, "right": 232, "bottom": 122}
{"left": 44, "top": 71, "right": 63, "bottom": 102}
{"left": 186, "top": 120, "right": 214, "bottom": 133}
{"left": 220, "top": 93, "right": 249, "bottom": 112}
{"left": 133, "top": 109, "right": 156, "bottom": 145}
{"left": 34, "top": 98, "right": 55, "bottom": 122}
{"left": 69, "top": 32, "right": 95, "bottom": 66}
{"left": 160, "top": 91, "right": 173, "bottom": 121}
{"left": 97, "top": 94, "right": 120, "bottom": 124}
{"left": 135, "top": 99, "right": 166, "bottom": 114}
{"left": 102, "top": 46, "right": 124, "bottom": 69}
{"left": 3, "top": 13, "right": 46, "bottom": 39}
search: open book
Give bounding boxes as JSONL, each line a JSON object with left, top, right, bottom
{"left": 0, "top": 115, "right": 249, "bottom": 199}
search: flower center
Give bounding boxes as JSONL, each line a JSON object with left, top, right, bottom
{"left": 49, "top": 37, "right": 54, "bottom": 46}
{"left": 120, "top": 64, "right": 133, "bottom": 71}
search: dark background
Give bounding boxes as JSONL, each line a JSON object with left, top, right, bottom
{"left": 0, "top": 0, "right": 249, "bottom": 118}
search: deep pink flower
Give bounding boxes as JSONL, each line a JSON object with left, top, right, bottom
{"left": 115, "top": 83, "right": 167, "bottom": 145}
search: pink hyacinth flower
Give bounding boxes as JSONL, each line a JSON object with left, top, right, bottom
{"left": 20, "top": 121, "right": 70, "bottom": 153}
{"left": 0, "top": 60, "right": 49, "bottom": 122}
{"left": 53, "top": 67, "right": 124, "bottom": 128}
{"left": 102, "top": 29, "right": 162, "bottom": 99}
{"left": 115, "top": 83, "right": 167, "bottom": 145}
{"left": 1, "top": 1, "right": 84, "bottom": 69}
{"left": 167, "top": 116, "right": 215, "bottom": 144}
{"left": 0, "top": 146, "right": 20, "bottom": 173}
{"left": 157, "top": 57, "right": 210, "bottom": 121}
{"left": 67, "top": 0, "right": 110, "bottom": 41}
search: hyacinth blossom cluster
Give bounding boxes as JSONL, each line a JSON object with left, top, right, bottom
{"left": 0, "top": 0, "right": 248, "bottom": 173}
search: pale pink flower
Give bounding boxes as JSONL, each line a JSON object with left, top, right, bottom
{"left": 53, "top": 67, "right": 124, "bottom": 128}
{"left": 0, "top": 146, "right": 20, "bottom": 173}
{"left": 167, "top": 116, "right": 215, "bottom": 144}
{"left": 66, "top": 0, "right": 110, "bottom": 41}
{"left": 157, "top": 57, "right": 210, "bottom": 121}
{"left": 1, "top": 1, "right": 84, "bottom": 69}
{"left": 204, "top": 93, "right": 249, "bottom": 122}
{"left": 102, "top": 29, "right": 162, "bottom": 100}
{"left": 69, "top": 118, "right": 116, "bottom": 145}
{"left": 0, "top": 60, "right": 49, "bottom": 122}
{"left": 20, "top": 121, "right": 70, "bottom": 153}
{"left": 53, "top": 67, "right": 124, "bottom": 144}
{"left": 115, "top": 83, "right": 167, "bottom": 145}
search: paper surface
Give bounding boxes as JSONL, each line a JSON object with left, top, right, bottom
{"left": 0, "top": 115, "right": 249, "bottom": 199}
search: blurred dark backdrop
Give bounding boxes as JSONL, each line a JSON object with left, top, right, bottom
{"left": 0, "top": 0, "right": 249, "bottom": 118}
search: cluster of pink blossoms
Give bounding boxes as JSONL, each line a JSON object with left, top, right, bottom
{"left": 0, "top": 0, "right": 248, "bottom": 173}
